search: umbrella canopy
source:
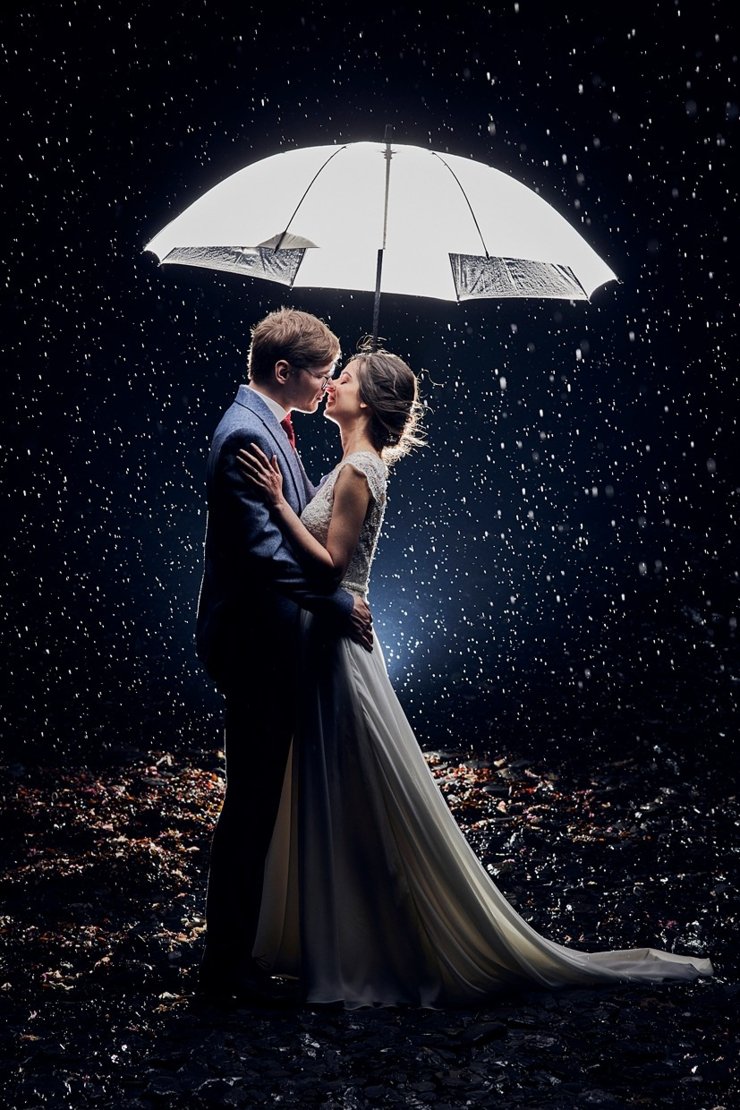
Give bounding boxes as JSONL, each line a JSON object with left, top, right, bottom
{"left": 145, "top": 140, "right": 616, "bottom": 307}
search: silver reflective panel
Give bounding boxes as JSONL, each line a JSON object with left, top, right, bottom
{"left": 450, "top": 254, "right": 588, "bottom": 301}
{"left": 161, "top": 245, "right": 305, "bottom": 286}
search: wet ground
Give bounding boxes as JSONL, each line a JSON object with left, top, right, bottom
{"left": 1, "top": 726, "right": 737, "bottom": 1108}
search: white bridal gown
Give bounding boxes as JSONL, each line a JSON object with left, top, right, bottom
{"left": 253, "top": 451, "right": 713, "bottom": 1008}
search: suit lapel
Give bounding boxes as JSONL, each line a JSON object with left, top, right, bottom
{"left": 293, "top": 449, "right": 316, "bottom": 503}
{"left": 274, "top": 431, "right": 309, "bottom": 511}
{"left": 234, "top": 386, "right": 308, "bottom": 511}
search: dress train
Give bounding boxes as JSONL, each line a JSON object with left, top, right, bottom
{"left": 253, "top": 622, "right": 713, "bottom": 1009}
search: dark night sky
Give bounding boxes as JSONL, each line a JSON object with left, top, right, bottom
{"left": 2, "top": 1, "right": 738, "bottom": 764}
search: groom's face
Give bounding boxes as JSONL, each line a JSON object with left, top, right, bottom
{"left": 284, "top": 360, "right": 336, "bottom": 414}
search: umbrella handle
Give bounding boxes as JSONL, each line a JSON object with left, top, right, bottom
{"left": 371, "top": 249, "right": 383, "bottom": 351}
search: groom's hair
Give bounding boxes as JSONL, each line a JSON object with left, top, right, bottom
{"left": 247, "top": 307, "right": 340, "bottom": 383}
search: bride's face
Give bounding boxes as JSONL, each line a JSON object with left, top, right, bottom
{"left": 323, "top": 359, "right": 364, "bottom": 424}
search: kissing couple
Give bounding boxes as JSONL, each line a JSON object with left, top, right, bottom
{"left": 195, "top": 307, "right": 711, "bottom": 1008}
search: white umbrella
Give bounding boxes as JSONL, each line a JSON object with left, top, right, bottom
{"left": 145, "top": 136, "right": 616, "bottom": 337}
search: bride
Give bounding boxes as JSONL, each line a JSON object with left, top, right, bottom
{"left": 237, "top": 345, "right": 713, "bottom": 1009}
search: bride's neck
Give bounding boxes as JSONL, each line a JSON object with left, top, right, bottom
{"left": 339, "top": 418, "right": 377, "bottom": 458}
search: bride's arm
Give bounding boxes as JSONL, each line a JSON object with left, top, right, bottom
{"left": 237, "top": 445, "right": 370, "bottom": 583}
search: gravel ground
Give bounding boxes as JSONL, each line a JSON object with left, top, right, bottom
{"left": 1, "top": 729, "right": 737, "bottom": 1108}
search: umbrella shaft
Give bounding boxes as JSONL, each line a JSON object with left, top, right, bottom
{"left": 372, "top": 127, "right": 394, "bottom": 350}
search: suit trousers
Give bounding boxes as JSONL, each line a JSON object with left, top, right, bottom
{"left": 201, "top": 669, "right": 295, "bottom": 982}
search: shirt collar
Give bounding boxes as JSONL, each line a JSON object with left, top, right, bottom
{"left": 248, "top": 383, "right": 289, "bottom": 423}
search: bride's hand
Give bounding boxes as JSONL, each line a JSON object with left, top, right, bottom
{"left": 237, "top": 444, "right": 285, "bottom": 507}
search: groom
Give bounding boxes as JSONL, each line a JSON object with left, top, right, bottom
{"left": 196, "top": 307, "right": 373, "bottom": 1002}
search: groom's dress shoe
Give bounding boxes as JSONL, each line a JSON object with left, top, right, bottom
{"left": 197, "top": 959, "right": 300, "bottom": 1008}
{"left": 232, "top": 977, "right": 300, "bottom": 1008}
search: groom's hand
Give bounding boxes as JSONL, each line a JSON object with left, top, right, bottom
{"left": 348, "top": 595, "right": 374, "bottom": 653}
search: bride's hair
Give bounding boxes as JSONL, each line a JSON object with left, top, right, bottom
{"left": 353, "top": 341, "right": 425, "bottom": 465}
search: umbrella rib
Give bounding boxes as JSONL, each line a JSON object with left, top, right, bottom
{"left": 558, "top": 262, "right": 590, "bottom": 301}
{"left": 431, "top": 152, "right": 490, "bottom": 258}
{"left": 273, "top": 145, "right": 348, "bottom": 252}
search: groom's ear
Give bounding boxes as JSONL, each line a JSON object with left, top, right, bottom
{"left": 274, "top": 360, "right": 292, "bottom": 385}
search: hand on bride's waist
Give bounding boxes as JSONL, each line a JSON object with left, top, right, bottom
{"left": 346, "top": 592, "right": 373, "bottom": 652}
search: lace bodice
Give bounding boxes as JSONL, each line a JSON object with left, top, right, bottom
{"left": 301, "top": 451, "right": 387, "bottom": 597}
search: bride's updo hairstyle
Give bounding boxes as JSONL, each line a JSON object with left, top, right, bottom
{"left": 353, "top": 342, "right": 425, "bottom": 465}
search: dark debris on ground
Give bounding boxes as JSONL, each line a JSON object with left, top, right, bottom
{"left": 0, "top": 734, "right": 737, "bottom": 1109}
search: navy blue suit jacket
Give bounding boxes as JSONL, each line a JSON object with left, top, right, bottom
{"left": 196, "top": 385, "right": 353, "bottom": 689}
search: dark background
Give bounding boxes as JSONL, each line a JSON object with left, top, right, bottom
{"left": 3, "top": 0, "right": 737, "bottom": 768}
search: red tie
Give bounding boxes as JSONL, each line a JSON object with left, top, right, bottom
{"left": 280, "top": 413, "right": 296, "bottom": 451}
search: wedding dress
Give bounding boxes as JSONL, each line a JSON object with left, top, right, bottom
{"left": 253, "top": 451, "right": 713, "bottom": 1008}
